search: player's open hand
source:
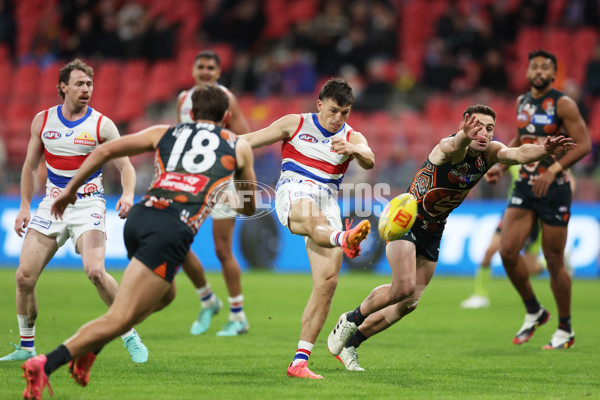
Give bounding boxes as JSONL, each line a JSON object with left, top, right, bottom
{"left": 330, "top": 136, "right": 355, "bottom": 156}
{"left": 14, "top": 209, "right": 31, "bottom": 237}
{"left": 116, "top": 194, "right": 134, "bottom": 219}
{"left": 460, "top": 113, "right": 484, "bottom": 141}
{"left": 544, "top": 135, "right": 576, "bottom": 155}
{"left": 51, "top": 191, "right": 77, "bottom": 220}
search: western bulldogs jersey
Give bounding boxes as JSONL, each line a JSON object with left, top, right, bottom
{"left": 408, "top": 151, "right": 490, "bottom": 236}
{"left": 280, "top": 113, "right": 352, "bottom": 191}
{"left": 39, "top": 105, "right": 104, "bottom": 199}
{"left": 515, "top": 88, "right": 569, "bottom": 188}
{"left": 143, "top": 122, "right": 237, "bottom": 234}
{"left": 178, "top": 84, "right": 231, "bottom": 124}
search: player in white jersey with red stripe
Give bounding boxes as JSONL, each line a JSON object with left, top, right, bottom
{"left": 0, "top": 59, "right": 148, "bottom": 364}
{"left": 244, "top": 78, "right": 374, "bottom": 379}
{"left": 175, "top": 50, "right": 253, "bottom": 337}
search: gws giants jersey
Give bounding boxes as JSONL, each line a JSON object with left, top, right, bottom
{"left": 144, "top": 121, "right": 237, "bottom": 234}
{"left": 408, "top": 151, "right": 490, "bottom": 237}
{"left": 516, "top": 88, "right": 569, "bottom": 188}
{"left": 178, "top": 84, "right": 231, "bottom": 124}
{"left": 39, "top": 105, "right": 104, "bottom": 199}
{"left": 280, "top": 113, "right": 352, "bottom": 191}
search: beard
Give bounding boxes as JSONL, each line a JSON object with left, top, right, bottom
{"left": 529, "top": 76, "right": 552, "bottom": 90}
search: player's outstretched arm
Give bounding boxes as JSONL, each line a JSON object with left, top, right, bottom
{"left": 51, "top": 125, "right": 169, "bottom": 219}
{"left": 232, "top": 138, "right": 257, "bottom": 216}
{"left": 493, "top": 135, "right": 575, "bottom": 166}
{"left": 244, "top": 114, "right": 301, "bottom": 149}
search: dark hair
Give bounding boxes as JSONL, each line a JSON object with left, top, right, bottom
{"left": 528, "top": 49, "right": 557, "bottom": 71}
{"left": 57, "top": 59, "right": 93, "bottom": 99}
{"left": 463, "top": 104, "right": 496, "bottom": 121}
{"left": 195, "top": 50, "right": 221, "bottom": 67}
{"left": 318, "top": 77, "right": 355, "bottom": 107}
{"left": 191, "top": 84, "right": 229, "bottom": 122}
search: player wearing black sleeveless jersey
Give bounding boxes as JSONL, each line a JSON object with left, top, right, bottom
{"left": 326, "top": 105, "right": 576, "bottom": 371}
{"left": 485, "top": 49, "right": 592, "bottom": 350}
{"left": 20, "top": 84, "right": 257, "bottom": 399}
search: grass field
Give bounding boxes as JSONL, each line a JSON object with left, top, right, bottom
{"left": 0, "top": 268, "right": 599, "bottom": 399}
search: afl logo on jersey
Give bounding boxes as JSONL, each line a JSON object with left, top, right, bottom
{"left": 516, "top": 112, "right": 530, "bottom": 129}
{"left": 299, "top": 134, "right": 318, "bottom": 143}
{"left": 43, "top": 131, "right": 61, "bottom": 140}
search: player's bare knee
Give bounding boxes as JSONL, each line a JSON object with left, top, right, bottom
{"left": 388, "top": 282, "right": 415, "bottom": 304}
{"left": 86, "top": 267, "right": 106, "bottom": 286}
{"left": 542, "top": 250, "right": 562, "bottom": 268}
{"left": 388, "top": 288, "right": 414, "bottom": 304}
{"left": 499, "top": 248, "right": 519, "bottom": 265}
{"left": 214, "top": 245, "right": 233, "bottom": 263}
{"left": 15, "top": 268, "right": 37, "bottom": 292}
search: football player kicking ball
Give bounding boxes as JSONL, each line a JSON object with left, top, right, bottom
{"left": 20, "top": 84, "right": 257, "bottom": 399}
{"left": 327, "top": 105, "right": 576, "bottom": 371}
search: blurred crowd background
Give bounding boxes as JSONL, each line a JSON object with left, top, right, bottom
{"left": 1, "top": 0, "right": 600, "bottom": 201}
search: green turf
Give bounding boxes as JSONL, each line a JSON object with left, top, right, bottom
{"left": 0, "top": 268, "right": 598, "bottom": 399}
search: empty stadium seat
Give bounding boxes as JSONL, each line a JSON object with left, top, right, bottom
{"left": 146, "top": 61, "right": 176, "bottom": 105}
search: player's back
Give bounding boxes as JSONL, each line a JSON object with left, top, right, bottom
{"left": 144, "top": 121, "right": 238, "bottom": 233}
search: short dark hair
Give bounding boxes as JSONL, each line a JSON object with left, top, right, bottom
{"left": 195, "top": 50, "right": 221, "bottom": 67}
{"left": 318, "top": 77, "right": 355, "bottom": 107}
{"left": 57, "top": 59, "right": 93, "bottom": 99}
{"left": 528, "top": 49, "right": 557, "bottom": 71}
{"left": 463, "top": 104, "right": 496, "bottom": 121}
{"left": 191, "top": 84, "right": 229, "bottom": 122}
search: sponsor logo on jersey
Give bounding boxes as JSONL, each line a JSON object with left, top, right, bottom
{"left": 531, "top": 114, "right": 552, "bottom": 125}
{"left": 43, "top": 131, "right": 61, "bottom": 140}
{"left": 65, "top": 130, "right": 75, "bottom": 137}
{"left": 299, "top": 134, "right": 317, "bottom": 143}
{"left": 74, "top": 132, "right": 97, "bottom": 146}
{"left": 30, "top": 216, "right": 52, "bottom": 229}
{"left": 155, "top": 172, "right": 209, "bottom": 195}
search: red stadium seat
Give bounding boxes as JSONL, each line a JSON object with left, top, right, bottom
{"left": 146, "top": 61, "right": 176, "bottom": 105}
{"left": 12, "top": 64, "right": 39, "bottom": 103}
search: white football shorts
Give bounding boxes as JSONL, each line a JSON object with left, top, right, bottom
{"left": 28, "top": 196, "right": 107, "bottom": 254}
{"left": 275, "top": 176, "right": 342, "bottom": 232}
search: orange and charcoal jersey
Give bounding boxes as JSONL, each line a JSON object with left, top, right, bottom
{"left": 407, "top": 150, "right": 491, "bottom": 238}
{"left": 143, "top": 121, "right": 238, "bottom": 234}
{"left": 515, "top": 88, "right": 570, "bottom": 190}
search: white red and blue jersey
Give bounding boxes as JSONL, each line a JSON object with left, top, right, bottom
{"left": 178, "top": 84, "right": 231, "bottom": 124}
{"left": 39, "top": 105, "right": 105, "bottom": 199}
{"left": 280, "top": 113, "right": 352, "bottom": 191}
